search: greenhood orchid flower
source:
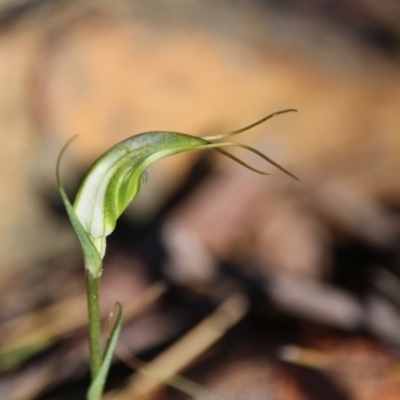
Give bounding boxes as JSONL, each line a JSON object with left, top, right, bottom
{"left": 57, "top": 109, "right": 298, "bottom": 278}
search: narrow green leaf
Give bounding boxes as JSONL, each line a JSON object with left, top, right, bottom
{"left": 87, "top": 303, "right": 123, "bottom": 400}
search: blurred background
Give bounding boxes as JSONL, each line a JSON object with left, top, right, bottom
{"left": 2, "top": 0, "right": 400, "bottom": 399}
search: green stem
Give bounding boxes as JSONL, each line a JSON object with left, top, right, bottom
{"left": 85, "top": 272, "right": 102, "bottom": 380}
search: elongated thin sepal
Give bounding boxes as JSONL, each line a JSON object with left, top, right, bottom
{"left": 87, "top": 303, "right": 123, "bottom": 400}
{"left": 184, "top": 141, "right": 299, "bottom": 180}
{"left": 215, "top": 142, "right": 300, "bottom": 180}
{"left": 202, "top": 109, "right": 297, "bottom": 141}
{"left": 215, "top": 147, "right": 272, "bottom": 175}
{"left": 56, "top": 139, "right": 103, "bottom": 277}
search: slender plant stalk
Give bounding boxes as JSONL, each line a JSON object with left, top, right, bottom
{"left": 85, "top": 272, "right": 102, "bottom": 380}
